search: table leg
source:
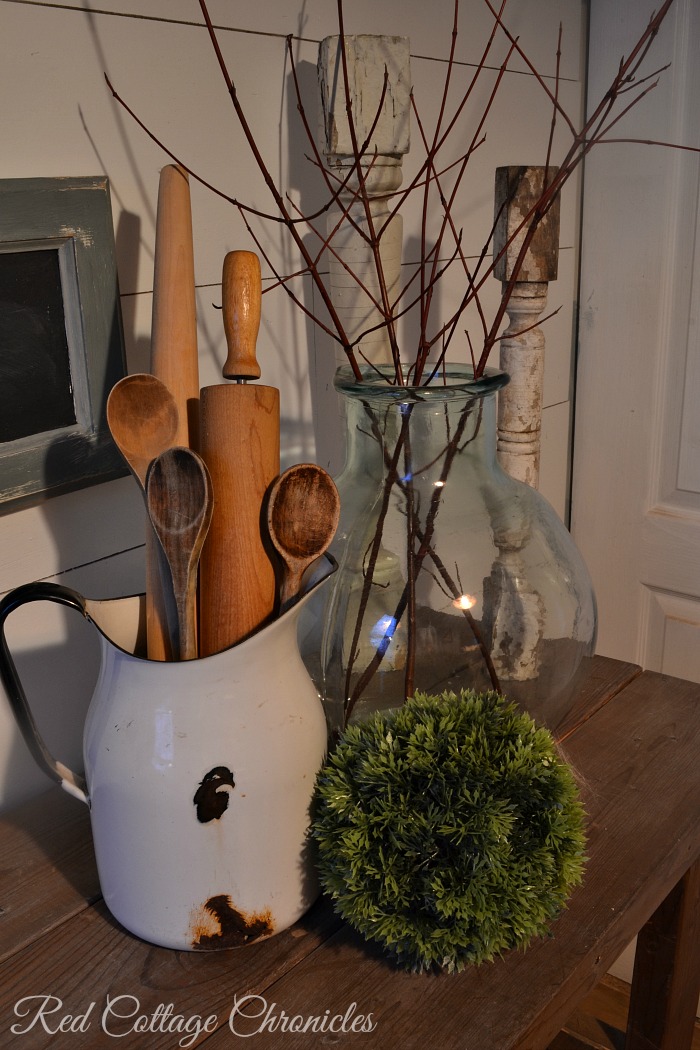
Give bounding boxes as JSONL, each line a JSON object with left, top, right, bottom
{"left": 625, "top": 856, "right": 700, "bottom": 1050}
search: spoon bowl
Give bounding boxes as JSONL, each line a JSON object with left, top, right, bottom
{"left": 267, "top": 464, "right": 340, "bottom": 608}
{"left": 107, "top": 374, "right": 179, "bottom": 487}
{"left": 146, "top": 447, "right": 213, "bottom": 661}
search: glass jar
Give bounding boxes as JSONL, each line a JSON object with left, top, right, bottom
{"left": 314, "top": 364, "right": 597, "bottom": 735}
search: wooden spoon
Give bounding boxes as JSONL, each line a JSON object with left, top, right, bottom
{"left": 266, "top": 464, "right": 340, "bottom": 608}
{"left": 106, "top": 374, "right": 179, "bottom": 487}
{"left": 107, "top": 373, "right": 180, "bottom": 661}
{"left": 145, "top": 447, "right": 213, "bottom": 661}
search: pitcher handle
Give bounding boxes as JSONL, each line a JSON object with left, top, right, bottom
{"left": 0, "top": 582, "right": 90, "bottom": 804}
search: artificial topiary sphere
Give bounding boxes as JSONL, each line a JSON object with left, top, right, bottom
{"left": 311, "top": 689, "right": 586, "bottom": 973}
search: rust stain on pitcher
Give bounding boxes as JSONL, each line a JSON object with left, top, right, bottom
{"left": 190, "top": 894, "right": 273, "bottom": 950}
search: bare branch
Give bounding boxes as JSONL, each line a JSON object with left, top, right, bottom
{"left": 544, "top": 23, "right": 562, "bottom": 174}
{"left": 197, "top": 0, "right": 362, "bottom": 376}
{"left": 107, "top": 0, "right": 684, "bottom": 387}
{"left": 335, "top": 0, "right": 403, "bottom": 378}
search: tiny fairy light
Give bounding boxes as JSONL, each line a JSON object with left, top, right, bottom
{"left": 369, "top": 614, "right": 400, "bottom": 648}
{"left": 452, "top": 593, "right": 476, "bottom": 610}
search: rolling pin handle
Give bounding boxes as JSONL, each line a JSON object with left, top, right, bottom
{"left": 221, "top": 251, "right": 262, "bottom": 381}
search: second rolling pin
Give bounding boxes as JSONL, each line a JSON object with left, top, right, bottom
{"left": 198, "top": 251, "right": 280, "bottom": 655}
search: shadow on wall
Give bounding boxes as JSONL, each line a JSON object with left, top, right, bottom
{"left": 1, "top": 610, "right": 99, "bottom": 811}
{"left": 0, "top": 7, "right": 150, "bottom": 813}
{"left": 0, "top": 205, "right": 147, "bottom": 811}
{"left": 285, "top": 56, "right": 347, "bottom": 476}
{"left": 262, "top": 55, "right": 336, "bottom": 472}
{"left": 0, "top": 9, "right": 349, "bottom": 812}
{"left": 0, "top": 529, "right": 146, "bottom": 813}
{"left": 114, "top": 209, "right": 151, "bottom": 374}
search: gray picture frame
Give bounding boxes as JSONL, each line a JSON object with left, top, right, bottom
{"left": 0, "top": 176, "right": 126, "bottom": 511}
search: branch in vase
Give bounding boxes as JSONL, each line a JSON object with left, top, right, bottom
{"left": 335, "top": 0, "right": 403, "bottom": 380}
{"left": 197, "top": 0, "right": 365, "bottom": 379}
{"left": 344, "top": 394, "right": 496, "bottom": 722}
{"left": 105, "top": 0, "right": 692, "bottom": 387}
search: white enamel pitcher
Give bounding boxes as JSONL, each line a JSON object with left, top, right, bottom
{"left": 0, "top": 560, "right": 335, "bottom": 951}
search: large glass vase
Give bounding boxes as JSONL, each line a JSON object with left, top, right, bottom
{"left": 317, "top": 364, "right": 597, "bottom": 735}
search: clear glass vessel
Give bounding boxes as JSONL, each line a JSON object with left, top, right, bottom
{"left": 316, "top": 364, "right": 597, "bottom": 735}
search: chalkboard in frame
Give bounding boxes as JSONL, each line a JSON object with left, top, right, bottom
{"left": 0, "top": 176, "right": 126, "bottom": 511}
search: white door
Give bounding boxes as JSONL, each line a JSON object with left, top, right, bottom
{"left": 572, "top": 0, "right": 700, "bottom": 682}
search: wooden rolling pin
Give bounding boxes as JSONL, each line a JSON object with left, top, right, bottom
{"left": 147, "top": 164, "right": 200, "bottom": 660}
{"left": 198, "top": 251, "right": 280, "bottom": 655}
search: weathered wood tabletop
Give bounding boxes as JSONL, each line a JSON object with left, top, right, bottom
{"left": 0, "top": 656, "right": 698, "bottom": 1049}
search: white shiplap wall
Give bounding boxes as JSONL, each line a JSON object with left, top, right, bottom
{"left": 0, "top": 0, "right": 585, "bottom": 810}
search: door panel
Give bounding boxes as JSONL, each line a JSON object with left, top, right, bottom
{"left": 573, "top": 0, "right": 700, "bottom": 683}
{"left": 644, "top": 589, "right": 700, "bottom": 681}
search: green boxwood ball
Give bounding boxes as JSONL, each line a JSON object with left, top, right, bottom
{"left": 311, "top": 690, "right": 586, "bottom": 973}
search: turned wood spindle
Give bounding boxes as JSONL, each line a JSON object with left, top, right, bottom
{"left": 318, "top": 35, "right": 411, "bottom": 367}
{"left": 493, "top": 166, "right": 561, "bottom": 490}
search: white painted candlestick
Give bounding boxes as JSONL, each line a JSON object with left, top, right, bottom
{"left": 486, "top": 167, "right": 561, "bottom": 681}
{"left": 493, "top": 166, "right": 560, "bottom": 490}
{"left": 497, "top": 282, "right": 549, "bottom": 488}
{"left": 318, "top": 35, "right": 411, "bottom": 366}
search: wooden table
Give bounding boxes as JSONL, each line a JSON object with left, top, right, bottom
{"left": 0, "top": 656, "right": 698, "bottom": 1049}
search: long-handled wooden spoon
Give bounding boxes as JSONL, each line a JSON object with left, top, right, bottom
{"left": 145, "top": 447, "right": 213, "bottom": 661}
{"left": 107, "top": 373, "right": 180, "bottom": 660}
{"left": 266, "top": 464, "right": 340, "bottom": 609}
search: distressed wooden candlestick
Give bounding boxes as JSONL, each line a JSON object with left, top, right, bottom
{"left": 481, "top": 167, "right": 561, "bottom": 684}
{"left": 318, "top": 35, "right": 410, "bottom": 366}
{"left": 493, "top": 166, "right": 560, "bottom": 489}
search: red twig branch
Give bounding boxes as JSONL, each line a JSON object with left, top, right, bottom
{"left": 105, "top": 0, "right": 692, "bottom": 385}
{"left": 197, "top": 0, "right": 363, "bottom": 378}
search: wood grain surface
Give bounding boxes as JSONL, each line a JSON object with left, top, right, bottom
{"left": 627, "top": 860, "right": 700, "bottom": 1050}
{"left": 0, "top": 659, "right": 698, "bottom": 1049}
{"left": 182, "top": 668, "right": 699, "bottom": 1050}
{"left": 198, "top": 382, "right": 279, "bottom": 653}
{"left": 198, "top": 252, "right": 280, "bottom": 654}
{"left": 148, "top": 164, "right": 200, "bottom": 661}
{"left": 0, "top": 790, "right": 96, "bottom": 964}
{"left": 150, "top": 165, "right": 199, "bottom": 451}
